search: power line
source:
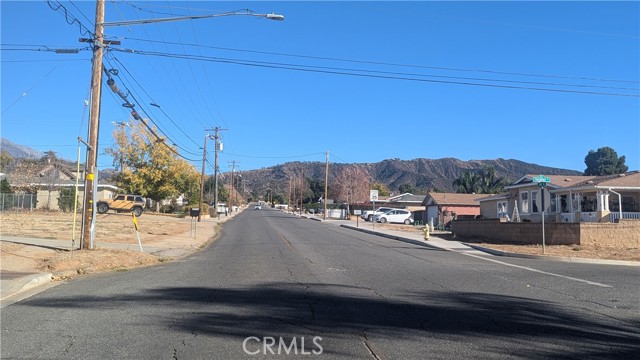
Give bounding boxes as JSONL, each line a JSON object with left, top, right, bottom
{"left": 46, "top": 0, "right": 93, "bottom": 38}
{"left": 223, "top": 151, "right": 325, "bottom": 159}
{"left": 100, "top": 62, "right": 199, "bottom": 161}
{"left": 122, "top": 37, "right": 640, "bottom": 85}
{"left": 2, "top": 65, "right": 60, "bottom": 115}
{"left": 107, "top": 54, "right": 202, "bottom": 148}
{"left": 113, "top": 48, "right": 640, "bottom": 98}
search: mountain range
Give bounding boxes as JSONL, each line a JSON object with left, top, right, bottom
{"left": 1, "top": 137, "right": 583, "bottom": 194}
{"left": 0, "top": 138, "right": 44, "bottom": 159}
{"left": 230, "top": 158, "right": 583, "bottom": 195}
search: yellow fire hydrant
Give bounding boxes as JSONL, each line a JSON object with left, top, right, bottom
{"left": 423, "top": 226, "right": 430, "bottom": 240}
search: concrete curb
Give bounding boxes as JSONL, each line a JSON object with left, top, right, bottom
{"left": 340, "top": 225, "right": 442, "bottom": 250}
{"left": 1, "top": 273, "right": 53, "bottom": 301}
{"left": 463, "top": 243, "right": 640, "bottom": 267}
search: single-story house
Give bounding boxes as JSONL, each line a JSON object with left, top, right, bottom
{"left": 386, "top": 193, "right": 426, "bottom": 212}
{"left": 478, "top": 171, "right": 640, "bottom": 223}
{"left": 5, "top": 160, "right": 120, "bottom": 211}
{"left": 421, "top": 192, "right": 483, "bottom": 226}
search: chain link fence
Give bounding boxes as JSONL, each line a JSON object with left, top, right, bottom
{"left": 0, "top": 192, "right": 81, "bottom": 212}
{"left": 0, "top": 193, "right": 37, "bottom": 212}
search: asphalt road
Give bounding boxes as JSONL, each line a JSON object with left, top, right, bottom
{"left": 1, "top": 208, "right": 639, "bottom": 359}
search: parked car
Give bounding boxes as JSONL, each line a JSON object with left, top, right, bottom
{"left": 97, "top": 194, "right": 145, "bottom": 217}
{"left": 374, "top": 209, "right": 414, "bottom": 225}
{"left": 361, "top": 207, "right": 396, "bottom": 222}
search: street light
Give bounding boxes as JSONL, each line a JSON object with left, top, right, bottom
{"left": 81, "top": 1, "right": 284, "bottom": 249}
{"left": 102, "top": 9, "right": 284, "bottom": 27}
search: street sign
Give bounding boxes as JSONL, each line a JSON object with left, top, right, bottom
{"left": 537, "top": 182, "right": 547, "bottom": 188}
{"left": 369, "top": 190, "right": 379, "bottom": 201}
{"left": 532, "top": 175, "right": 551, "bottom": 183}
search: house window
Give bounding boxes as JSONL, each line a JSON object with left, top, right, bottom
{"left": 520, "top": 192, "right": 529, "bottom": 214}
{"left": 531, "top": 190, "right": 539, "bottom": 213}
{"left": 581, "top": 195, "right": 597, "bottom": 212}
{"left": 497, "top": 201, "right": 508, "bottom": 218}
{"left": 622, "top": 196, "right": 637, "bottom": 212}
{"left": 572, "top": 194, "right": 580, "bottom": 212}
{"left": 549, "top": 193, "right": 557, "bottom": 213}
{"left": 560, "top": 195, "right": 568, "bottom": 212}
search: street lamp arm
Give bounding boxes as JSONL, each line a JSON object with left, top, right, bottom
{"left": 102, "top": 9, "right": 284, "bottom": 27}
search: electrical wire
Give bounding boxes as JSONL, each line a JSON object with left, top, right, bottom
{"left": 100, "top": 58, "right": 200, "bottom": 161}
{"left": 221, "top": 151, "right": 325, "bottom": 159}
{"left": 122, "top": 37, "right": 640, "bottom": 85}
{"left": 107, "top": 54, "right": 202, "bottom": 148}
{"left": 2, "top": 65, "right": 60, "bottom": 115}
{"left": 47, "top": 0, "right": 93, "bottom": 38}
{"left": 112, "top": 48, "right": 640, "bottom": 98}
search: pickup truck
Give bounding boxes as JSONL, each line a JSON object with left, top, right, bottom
{"left": 361, "top": 207, "right": 395, "bottom": 222}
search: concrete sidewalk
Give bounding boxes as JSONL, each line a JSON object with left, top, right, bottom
{"left": 308, "top": 214, "right": 640, "bottom": 267}
{"left": 339, "top": 223, "right": 489, "bottom": 255}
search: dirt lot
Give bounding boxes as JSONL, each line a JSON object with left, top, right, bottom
{"left": 1, "top": 211, "right": 215, "bottom": 279}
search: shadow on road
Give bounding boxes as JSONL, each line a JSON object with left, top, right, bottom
{"left": 20, "top": 283, "right": 640, "bottom": 359}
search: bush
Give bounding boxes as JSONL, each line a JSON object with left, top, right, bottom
{"left": 58, "top": 188, "right": 78, "bottom": 212}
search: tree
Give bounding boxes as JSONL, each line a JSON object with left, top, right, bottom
{"left": 333, "top": 165, "right": 371, "bottom": 204}
{"left": 105, "top": 120, "right": 200, "bottom": 211}
{"left": 0, "top": 151, "right": 13, "bottom": 172}
{"left": 1, "top": 178, "right": 12, "bottom": 193}
{"left": 398, "top": 183, "right": 416, "bottom": 194}
{"left": 307, "top": 178, "right": 325, "bottom": 203}
{"left": 453, "top": 170, "right": 481, "bottom": 194}
{"left": 453, "top": 166, "right": 507, "bottom": 194}
{"left": 478, "top": 165, "right": 508, "bottom": 194}
{"left": 371, "top": 182, "right": 390, "bottom": 196}
{"left": 584, "top": 147, "right": 628, "bottom": 176}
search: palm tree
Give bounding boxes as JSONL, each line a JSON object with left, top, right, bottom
{"left": 478, "top": 165, "right": 507, "bottom": 193}
{"left": 453, "top": 170, "right": 481, "bottom": 194}
{"left": 453, "top": 166, "right": 507, "bottom": 194}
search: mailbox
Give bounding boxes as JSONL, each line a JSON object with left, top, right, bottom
{"left": 190, "top": 208, "right": 200, "bottom": 217}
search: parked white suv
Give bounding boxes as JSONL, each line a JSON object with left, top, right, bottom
{"left": 374, "top": 209, "right": 414, "bottom": 225}
{"left": 361, "top": 207, "right": 395, "bottom": 222}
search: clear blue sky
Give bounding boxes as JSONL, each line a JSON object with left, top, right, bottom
{"left": 2, "top": 1, "right": 639, "bottom": 175}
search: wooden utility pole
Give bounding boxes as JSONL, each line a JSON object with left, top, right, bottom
{"left": 197, "top": 132, "right": 208, "bottom": 222}
{"left": 291, "top": 178, "right": 295, "bottom": 213}
{"left": 299, "top": 170, "right": 304, "bottom": 215}
{"left": 288, "top": 178, "right": 291, "bottom": 212}
{"left": 324, "top": 151, "right": 329, "bottom": 220}
{"left": 228, "top": 160, "right": 238, "bottom": 212}
{"left": 81, "top": 0, "right": 105, "bottom": 250}
{"left": 211, "top": 127, "right": 227, "bottom": 215}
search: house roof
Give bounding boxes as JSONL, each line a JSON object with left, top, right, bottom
{"left": 476, "top": 193, "right": 510, "bottom": 202}
{"left": 388, "top": 193, "right": 426, "bottom": 203}
{"left": 558, "top": 171, "right": 640, "bottom": 191}
{"left": 422, "top": 192, "right": 484, "bottom": 206}
{"left": 505, "top": 174, "right": 596, "bottom": 190}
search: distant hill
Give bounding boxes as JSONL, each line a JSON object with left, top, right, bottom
{"left": 0, "top": 138, "right": 44, "bottom": 159}
{"left": 232, "top": 158, "right": 583, "bottom": 196}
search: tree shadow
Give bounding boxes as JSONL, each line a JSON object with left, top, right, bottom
{"left": 22, "top": 283, "right": 640, "bottom": 359}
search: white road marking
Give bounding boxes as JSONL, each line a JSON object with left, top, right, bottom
{"left": 463, "top": 253, "right": 613, "bottom": 288}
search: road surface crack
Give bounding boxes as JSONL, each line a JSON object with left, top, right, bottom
{"left": 361, "top": 333, "right": 383, "bottom": 360}
{"left": 62, "top": 334, "right": 75, "bottom": 353}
